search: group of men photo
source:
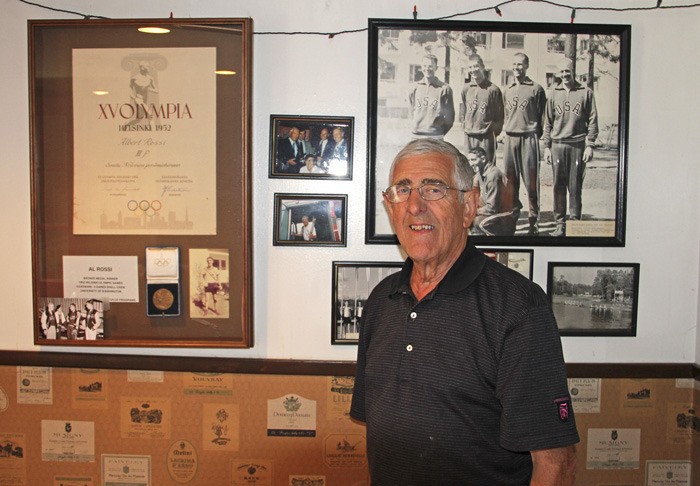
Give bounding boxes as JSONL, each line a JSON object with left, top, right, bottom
{"left": 408, "top": 51, "right": 598, "bottom": 237}
{"left": 275, "top": 125, "right": 350, "bottom": 176}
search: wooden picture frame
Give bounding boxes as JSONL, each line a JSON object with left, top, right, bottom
{"left": 29, "top": 18, "right": 253, "bottom": 348}
{"left": 547, "top": 262, "right": 640, "bottom": 336}
{"left": 366, "top": 18, "right": 630, "bottom": 247}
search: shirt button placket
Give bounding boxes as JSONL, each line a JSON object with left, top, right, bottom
{"left": 406, "top": 311, "right": 418, "bottom": 353}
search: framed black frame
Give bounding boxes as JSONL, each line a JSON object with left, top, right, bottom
{"left": 331, "top": 261, "right": 403, "bottom": 344}
{"left": 547, "top": 262, "right": 640, "bottom": 336}
{"left": 478, "top": 248, "right": 534, "bottom": 280}
{"left": 273, "top": 194, "right": 348, "bottom": 247}
{"left": 268, "top": 115, "right": 354, "bottom": 180}
{"left": 366, "top": 18, "right": 630, "bottom": 247}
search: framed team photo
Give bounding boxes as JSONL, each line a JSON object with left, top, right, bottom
{"left": 478, "top": 248, "right": 534, "bottom": 280}
{"left": 547, "top": 262, "right": 640, "bottom": 336}
{"left": 269, "top": 115, "right": 354, "bottom": 180}
{"left": 366, "top": 19, "right": 630, "bottom": 247}
{"left": 331, "top": 261, "right": 403, "bottom": 344}
{"left": 273, "top": 193, "right": 348, "bottom": 247}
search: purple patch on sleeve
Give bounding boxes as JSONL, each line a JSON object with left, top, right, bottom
{"left": 554, "top": 397, "right": 572, "bottom": 422}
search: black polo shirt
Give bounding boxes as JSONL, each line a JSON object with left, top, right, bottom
{"left": 351, "top": 243, "right": 579, "bottom": 485}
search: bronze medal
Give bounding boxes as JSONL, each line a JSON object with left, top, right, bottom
{"left": 152, "top": 288, "right": 174, "bottom": 311}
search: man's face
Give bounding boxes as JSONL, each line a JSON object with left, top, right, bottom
{"left": 299, "top": 130, "right": 307, "bottom": 141}
{"left": 319, "top": 128, "right": 329, "bottom": 140}
{"left": 386, "top": 153, "right": 475, "bottom": 267}
{"left": 421, "top": 58, "right": 437, "bottom": 81}
{"left": 290, "top": 128, "right": 300, "bottom": 141}
{"left": 301, "top": 217, "right": 309, "bottom": 226}
{"left": 305, "top": 157, "right": 315, "bottom": 170}
{"left": 467, "top": 153, "right": 486, "bottom": 174}
{"left": 512, "top": 56, "right": 528, "bottom": 79}
{"left": 468, "top": 61, "right": 486, "bottom": 84}
{"left": 333, "top": 129, "right": 343, "bottom": 143}
{"left": 559, "top": 66, "right": 573, "bottom": 84}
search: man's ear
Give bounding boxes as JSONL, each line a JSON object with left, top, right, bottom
{"left": 462, "top": 189, "right": 478, "bottom": 229}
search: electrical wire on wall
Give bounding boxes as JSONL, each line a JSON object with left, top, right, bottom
{"left": 15, "top": 0, "right": 700, "bottom": 37}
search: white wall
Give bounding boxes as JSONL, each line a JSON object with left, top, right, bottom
{"left": 1, "top": 0, "right": 698, "bottom": 363}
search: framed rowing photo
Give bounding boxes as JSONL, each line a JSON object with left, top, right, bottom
{"left": 273, "top": 194, "right": 348, "bottom": 247}
{"left": 547, "top": 262, "right": 640, "bottom": 336}
{"left": 366, "top": 19, "right": 630, "bottom": 247}
{"left": 29, "top": 18, "right": 253, "bottom": 349}
{"left": 331, "top": 261, "right": 403, "bottom": 344}
{"left": 268, "top": 115, "right": 354, "bottom": 180}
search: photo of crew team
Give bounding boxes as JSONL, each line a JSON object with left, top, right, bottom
{"left": 372, "top": 28, "right": 622, "bottom": 239}
{"left": 37, "top": 297, "right": 104, "bottom": 341}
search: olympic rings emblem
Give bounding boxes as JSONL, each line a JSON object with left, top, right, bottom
{"left": 153, "top": 258, "right": 171, "bottom": 266}
{"left": 127, "top": 199, "right": 162, "bottom": 217}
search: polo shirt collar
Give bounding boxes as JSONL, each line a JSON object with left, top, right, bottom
{"left": 389, "top": 241, "right": 486, "bottom": 297}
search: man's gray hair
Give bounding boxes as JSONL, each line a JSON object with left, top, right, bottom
{"left": 389, "top": 139, "right": 475, "bottom": 199}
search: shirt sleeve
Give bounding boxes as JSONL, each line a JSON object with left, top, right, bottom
{"left": 496, "top": 304, "right": 580, "bottom": 452}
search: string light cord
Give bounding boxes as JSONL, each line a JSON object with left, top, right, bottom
{"left": 18, "top": 0, "right": 107, "bottom": 19}
{"left": 17, "top": 0, "right": 700, "bottom": 36}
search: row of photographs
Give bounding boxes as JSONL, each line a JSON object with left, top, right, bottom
{"left": 37, "top": 248, "right": 640, "bottom": 345}
{"left": 332, "top": 257, "right": 640, "bottom": 344}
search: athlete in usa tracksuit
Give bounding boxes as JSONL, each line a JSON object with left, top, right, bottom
{"left": 503, "top": 76, "right": 546, "bottom": 235}
{"left": 542, "top": 75, "right": 598, "bottom": 236}
{"left": 460, "top": 80, "right": 504, "bottom": 165}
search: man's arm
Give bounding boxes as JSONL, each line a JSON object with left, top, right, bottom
{"left": 530, "top": 445, "right": 576, "bottom": 486}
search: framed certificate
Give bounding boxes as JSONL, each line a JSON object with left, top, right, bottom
{"left": 29, "top": 19, "right": 253, "bottom": 348}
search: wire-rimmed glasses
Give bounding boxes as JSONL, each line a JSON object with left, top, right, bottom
{"left": 383, "top": 183, "right": 469, "bottom": 203}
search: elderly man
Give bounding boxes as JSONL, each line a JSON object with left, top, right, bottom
{"left": 350, "top": 138, "right": 578, "bottom": 485}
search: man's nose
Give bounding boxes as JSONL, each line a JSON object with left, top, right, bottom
{"left": 406, "top": 188, "right": 426, "bottom": 214}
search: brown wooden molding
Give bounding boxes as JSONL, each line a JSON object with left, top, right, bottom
{"left": 1, "top": 351, "right": 698, "bottom": 379}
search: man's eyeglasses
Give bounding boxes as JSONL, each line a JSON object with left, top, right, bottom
{"left": 383, "top": 183, "right": 469, "bottom": 203}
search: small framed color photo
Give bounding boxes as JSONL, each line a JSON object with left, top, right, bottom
{"left": 478, "top": 248, "right": 533, "bottom": 280}
{"left": 273, "top": 194, "right": 348, "bottom": 247}
{"left": 332, "top": 262, "right": 403, "bottom": 344}
{"left": 269, "top": 115, "right": 354, "bottom": 180}
{"left": 547, "top": 262, "right": 640, "bottom": 336}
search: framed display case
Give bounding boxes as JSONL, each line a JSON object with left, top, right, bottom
{"left": 29, "top": 18, "right": 253, "bottom": 347}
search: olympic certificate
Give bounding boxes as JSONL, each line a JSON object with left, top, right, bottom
{"left": 72, "top": 47, "right": 217, "bottom": 235}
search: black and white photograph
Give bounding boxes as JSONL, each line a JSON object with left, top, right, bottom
{"left": 478, "top": 248, "right": 533, "bottom": 280}
{"left": 366, "top": 19, "right": 630, "bottom": 246}
{"left": 273, "top": 194, "right": 347, "bottom": 247}
{"left": 332, "top": 262, "right": 403, "bottom": 344}
{"left": 269, "top": 115, "right": 354, "bottom": 180}
{"left": 547, "top": 262, "right": 639, "bottom": 336}
{"left": 37, "top": 297, "right": 104, "bottom": 341}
